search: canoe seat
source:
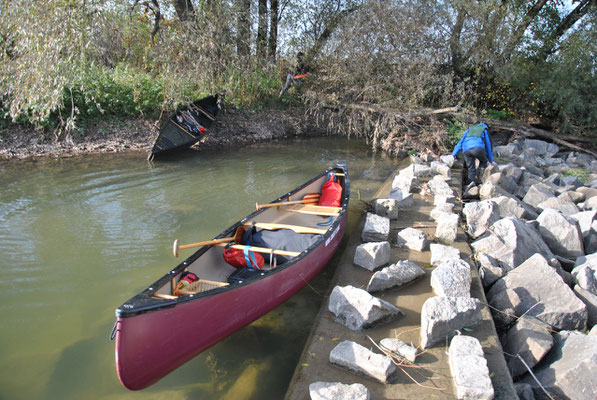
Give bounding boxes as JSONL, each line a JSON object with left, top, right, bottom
{"left": 176, "top": 279, "right": 229, "bottom": 296}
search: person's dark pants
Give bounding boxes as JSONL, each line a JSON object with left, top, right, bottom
{"left": 463, "top": 147, "right": 488, "bottom": 185}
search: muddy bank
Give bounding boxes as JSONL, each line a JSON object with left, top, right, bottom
{"left": 0, "top": 108, "right": 330, "bottom": 160}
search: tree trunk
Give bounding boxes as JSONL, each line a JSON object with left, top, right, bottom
{"left": 173, "top": 0, "right": 195, "bottom": 22}
{"left": 304, "top": 5, "right": 358, "bottom": 68}
{"left": 501, "top": 0, "right": 548, "bottom": 61}
{"left": 536, "top": 0, "right": 595, "bottom": 62}
{"left": 268, "top": 0, "right": 279, "bottom": 60}
{"left": 449, "top": 6, "right": 467, "bottom": 79}
{"left": 236, "top": 0, "right": 251, "bottom": 57}
{"left": 257, "top": 0, "right": 268, "bottom": 58}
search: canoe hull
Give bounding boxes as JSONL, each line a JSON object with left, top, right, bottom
{"left": 114, "top": 165, "right": 349, "bottom": 390}
{"left": 149, "top": 94, "right": 222, "bottom": 158}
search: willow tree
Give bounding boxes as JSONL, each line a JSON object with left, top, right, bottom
{"left": 0, "top": 0, "right": 99, "bottom": 133}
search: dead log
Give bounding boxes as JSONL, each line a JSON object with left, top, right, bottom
{"left": 479, "top": 119, "right": 597, "bottom": 158}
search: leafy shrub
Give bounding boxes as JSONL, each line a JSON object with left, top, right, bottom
{"left": 564, "top": 168, "right": 591, "bottom": 184}
{"left": 444, "top": 118, "right": 466, "bottom": 148}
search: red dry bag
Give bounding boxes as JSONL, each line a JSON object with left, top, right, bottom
{"left": 318, "top": 173, "right": 342, "bottom": 207}
{"left": 223, "top": 246, "right": 264, "bottom": 270}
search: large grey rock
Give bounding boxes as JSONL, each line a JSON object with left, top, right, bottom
{"left": 430, "top": 161, "right": 451, "bottom": 177}
{"left": 379, "top": 338, "right": 418, "bottom": 363}
{"left": 353, "top": 241, "right": 391, "bottom": 271}
{"left": 387, "top": 188, "right": 415, "bottom": 209}
{"left": 463, "top": 200, "right": 500, "bottom": 239}
{"left": 471, "top": 217, "right": 557, "bottom": 271}
{"left": 479, "top": 181, "right": 509, "bottom": 201}
{"left": 477, "top": 252, "right": 505, "bottom": 288}
{"left": 430, "top": 203, "right": 454, "bottom": 221}
{"left": 523, "top": 183, "right": 556, "bottom": 211}
{"left": 570, "top": 209, "right": 597, "bottom": 250}
{"left": 428, "top": 175, "right": 454, "bottom": 196}
{"left": 399, "top": 163, "right": 432, "bottom": 179}
{"left": 536, "top": 208, "right": 584, "bottom": 260}
{"left": 440, "top": 154, "right": 455, "bottom": 167}
{"left": 501, "top": 163, "right": 524, "bottom": 183}
{"left": 522, "top": 164, "right": 545, "bottom": 179}
{"left": 514, "top": 383, "right": 536, "bottom": 400}
{"left": 522, "top": 332, "right": 597, "bottom": 400}
{"left": 372, "top": 198, "right": 399, "bottom": 220}
{"left": 523, "top": 139, "right": 559, "bottom": 157}
{"left": 391, "top": 174, "right": 419, "bottom": 194}
{"left": 486, "top": 172, "right": 519, "bottom": 194}
{"left": 329, "top": 340, "right": 396, "bottom": 384}
{"left": 491, "top": 195, "right": 537, "bottom": 220}
{"left": 571, "top": 253, "right": 597, "bottom": 295}
{"left": 367, "top": 260, "right": 425, "bottom": 293}
{"left": 487, "top": 253, "right": 587, "bottom": 331}
{"left": 434, "top": 194, "right": 456, "bottom": 205}
{"left": 309, "top": 382, "right": 370, "bottom": 400}
{"left": 361, "top": 213, "right": 390, "bottom": 242}
{"left": 558, "top": 190, "right": 585, "bottom": 204}
{"left": 430, "top": 243, "right": 460, "bottom": 266}
{"left": 435, "top": 213, "right": 459, "bottom": 243}
{"left": 583, "top": 196, "right": 597, "bottom": 210}
{"left": 329, "top": 285, "right": 404, "bottom": 331}
{"left": 494, "top": 143, "right": 521, "bottom": 159}
{"left": 449, "top": 335, "right": 495, "bottom": 400}
{"left": 430, "top": 259, "right": 471, "bottom": 297}
{"left": 502, "top": 317, "right": 554, "bottom": 378}
{"left": 577, "top": 186, "right": 597, "bottom": 201}
{"left": 396, "top": 227, "right": 428, "bottom": 251}
{"left": 573, "top": 285, "right": 597, "bottom": 328}
{"left": 537, "top": 197, "right": 580, "bottom": 215}
{"left": 420, "top": 296, "right": 482, "bottom": 348}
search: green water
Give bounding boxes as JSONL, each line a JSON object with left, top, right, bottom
{"left": 0, "top": 137, "right": 399, "bottom": 400}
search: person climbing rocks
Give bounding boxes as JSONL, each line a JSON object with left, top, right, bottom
{"left": 279, "top": 52, "right": 309, "bottom": 97}
{"left": 452, "top": 122, "right": 494, "bottom": 187}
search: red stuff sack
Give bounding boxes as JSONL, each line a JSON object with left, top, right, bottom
{"left": 173, "top": 271, "right": 199, "bottom": 295}
{"left": 318, "top": 173, "right": 342, "bottom": 207}
{"left": 223, "top": 246, "right": 264, "bottom": 270}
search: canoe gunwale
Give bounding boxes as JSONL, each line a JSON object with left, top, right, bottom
{"left": 115, "top": 162, "right": 349, "bottom": 319}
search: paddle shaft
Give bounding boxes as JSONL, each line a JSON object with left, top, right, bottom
{"left": 215, "top": 243, "right": 300, "bottom": 257}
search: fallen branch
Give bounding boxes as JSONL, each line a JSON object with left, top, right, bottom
{"left": 516, "top": 354, "right": 555, "bottom": 400}
{"left": 366, "top": 335, "right": 447, "bottom": 391}
{"left": 454, "top": 115, "right": 597, "bottom": 158}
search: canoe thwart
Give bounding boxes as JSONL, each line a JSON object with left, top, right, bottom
{"left": 283, "top": 204, "right": 341, "bottom": 216}
{"left": 244, "top": 222, "right": 327, "bottom": 235}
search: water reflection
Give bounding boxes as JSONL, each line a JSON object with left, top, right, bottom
{"left": 0, "top": 137, "right": 399, "bottom": 399}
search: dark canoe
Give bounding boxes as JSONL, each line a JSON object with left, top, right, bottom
{"left": 112, "top": 163, "right": 350, "bottom": 390}
{"left": 148, "top": 94, "right": 223, "bottom": 159}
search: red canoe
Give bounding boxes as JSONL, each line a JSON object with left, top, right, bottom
{"left": 112, "top": 163, "right": 350, "bottom": 390}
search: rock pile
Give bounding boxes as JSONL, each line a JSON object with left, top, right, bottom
{"left": 462, "top": 139, "right": 597, "bottom": 399}
{"left": 308, "top": 139, "right": 597, "bottom": 399}
{"left": 318, "top": 153, "right": 496, "bottom": 399}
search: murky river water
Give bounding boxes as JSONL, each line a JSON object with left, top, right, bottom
{"left": 0, "top": 137, "right": 400, "bottom": 399}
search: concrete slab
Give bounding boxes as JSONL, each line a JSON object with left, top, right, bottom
{"left": 284, "top": 165, "right": 517, "bottom": 400}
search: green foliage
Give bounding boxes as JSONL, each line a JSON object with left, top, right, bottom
{"left": 71, "top": 65, "right": 164, "bottom": 121}
{"left": 444, "top": 118, "right": 466, "bottom": 148}
{"left": 564, "top": 168, "right": 591, "bottom": 184}
{"left": 483, "top": 109, "right": 513, "bottom": 121}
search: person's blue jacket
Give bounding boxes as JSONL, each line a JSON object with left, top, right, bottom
{"left": 452, "top": 123, "right": 493, "bottom": 163}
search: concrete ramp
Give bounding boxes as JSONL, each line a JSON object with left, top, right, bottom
{"left": 285, "top": 164, "right": 517, "bottom": 399}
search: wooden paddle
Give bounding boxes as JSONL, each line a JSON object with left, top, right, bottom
{"left": 173, "top": 226, "right": 245, "bottom": 257}
{"left": 256, "top": 193, "right": 320, "bottom": 211}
